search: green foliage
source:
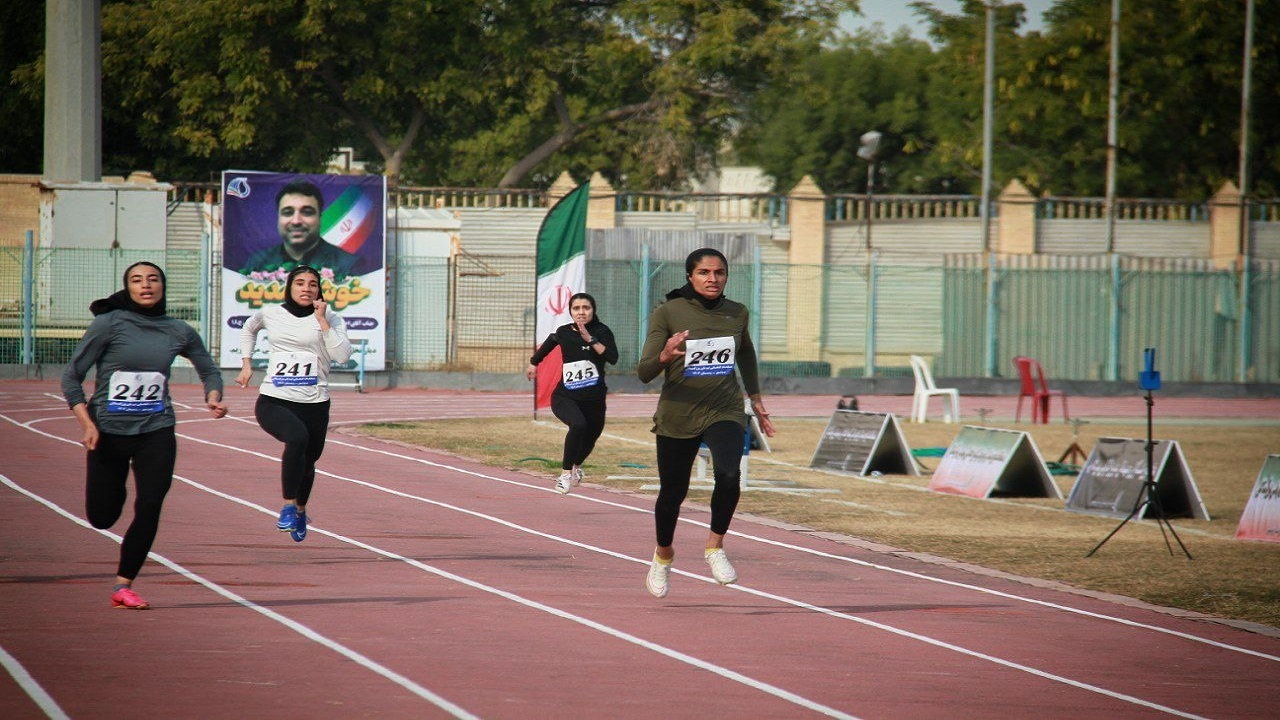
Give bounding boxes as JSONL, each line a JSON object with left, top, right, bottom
{"left": 3, "top": 0, "right": 1275, "bottom": 199}
{"left": 739, "top": 0, "right": 1279, "bottom": 199}
{"left": 88, "top": 0, "right": 849, "bottom": 188}
{"left": 737, "top": 30, "right": 937, "bottom": 194}
{"left": 1, "top": 1, "right": 45, "bottom": 174}
{"left": 918, "top": 0, "right": 1280, "bottom": 198}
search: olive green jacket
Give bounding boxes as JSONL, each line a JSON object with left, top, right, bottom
{"left": 637, "top": 294, "right": 761, "bottom": 438}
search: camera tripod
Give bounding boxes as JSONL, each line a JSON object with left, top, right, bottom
{"left": 1086, "top": 389, "right": 1192, "bottom": 559}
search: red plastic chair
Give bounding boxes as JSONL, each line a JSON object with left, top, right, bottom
{"left": 1012, "top": 356, "right": 1069, "bottom": 424}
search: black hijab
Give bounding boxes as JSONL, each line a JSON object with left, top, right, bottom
{"left": 666, "top": 282, "right": 723, "bottom": 310}
{"left": 89, "top": 262, "right": 167, "bottom": 317}
{"left": 281, "top": 265, "right": 323, "bottom": 318}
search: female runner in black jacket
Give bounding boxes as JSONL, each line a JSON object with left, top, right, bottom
{"left": 527, "top": 292, "right": 618, "bottom": 494}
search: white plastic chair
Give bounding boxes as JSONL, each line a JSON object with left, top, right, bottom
{"left": 908, "top": 355, "right": 959, "bottom": 423}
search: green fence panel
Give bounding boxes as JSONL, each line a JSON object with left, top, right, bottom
{"left": 392, "top": 256, "right": 451, "bottom": 369}
{"left": 0, "top": 248, "right": 26, "bottom": 363}
{"left": 1250, "top": 263, "right": 1280, "bottom": 382}
{"left": 1119, "top": 265, "right": 1237, "bottom": 383}
{"left": 997, "top": 266, "right": 1113, "bottom": 381}
{"left": 4, "top": 248, "right": 205, "bottom": 365}
{"left": 585, "top": 259, "right": 647, "bottom": 369}
{"left": 939, "top": 264, "right": 987, "bottom": 377}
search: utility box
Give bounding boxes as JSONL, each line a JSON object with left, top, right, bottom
{"left": 37, "top": 178, "right": 172, "bottom": 322}
{"left": 40, "top": 178, "right": 171, "bottom": 249}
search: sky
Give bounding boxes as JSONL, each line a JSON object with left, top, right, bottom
{"left": 841, "top": 0, "right": 1055, "bottom": 41}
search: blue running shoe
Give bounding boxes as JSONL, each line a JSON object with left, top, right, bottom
{"left": 276, "top": 504, "right": 298, "bottom": 532}
{"left": 290, "top": 511, "right": 308, "bottom": 542}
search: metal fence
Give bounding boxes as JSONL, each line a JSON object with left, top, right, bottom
{"left": 4, "top": 246, "right": 1277, "bottom": 384}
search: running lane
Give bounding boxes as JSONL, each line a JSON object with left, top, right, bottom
{"left": 1, "top": 382, "right": 1277, "bottom": 719}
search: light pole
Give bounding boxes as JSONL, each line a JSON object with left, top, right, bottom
{"left": 858, "top": 130, "right": 881, "bottom": 377}
{"left": 1104, "top": 0, "right": 1122, "bottom": 382}
{"left": 1238, "top": 0, "right": 1256, "bottom": 383}
{"left": 857, "top": 130, "right": 882, "bottom": 252}
{"left": 982, "top": 1, "right": 998, "bottom": 378}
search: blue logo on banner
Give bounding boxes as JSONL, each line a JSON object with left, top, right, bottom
{"left": 226, "top": 177, "right": 251, "bottom": 199}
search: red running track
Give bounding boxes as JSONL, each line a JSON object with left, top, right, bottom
{"left": 1, "top": 380, "right": 1278, "bottom": 719}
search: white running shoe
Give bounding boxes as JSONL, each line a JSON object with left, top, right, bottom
{"left": 646, "top": 556, "right": 671, "bottom": 598}
{"left": 555, "top": 471, "right": 573, "bottom": 494}
{"left": 571, "top": 466, "right": 583, "bottom": 486}
{"left": 705, "top": 549, "right": 738, "bottom": 585}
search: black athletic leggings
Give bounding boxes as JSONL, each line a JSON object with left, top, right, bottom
{"left": 550, "top": 393, "right": 606, "bottom": 470}
{"left": 654, "top": 420, "right": 746, "bottom": 548}
{"left": 85, "top": 426, "right": 177, "bottom": 581}
{"left": 255, "top": 395, "right": 330, "bottom": 507}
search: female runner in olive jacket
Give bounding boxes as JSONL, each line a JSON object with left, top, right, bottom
{"left": 636, "top": 248, "right": 775, "bottom": 598}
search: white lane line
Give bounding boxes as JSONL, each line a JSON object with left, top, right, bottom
{"left": 0, "top": 643, "right": 70, "bottom": 720}
{"left": 179, "top": 476, "right": 859, "bottom": 720}
{"left": 0, "top": 417, "right": 857, "bottom": 720}
{"left": 318, "top": 436, "right": 1280, "bottom": 663}
{"left": 170, "top": 429, "right": 1218, "bottom": 717}
{"left": 0, "top": 472, "right": 478, "bottom": 720}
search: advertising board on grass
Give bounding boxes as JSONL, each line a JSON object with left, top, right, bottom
{"left": 1235, "top": 454, "right": 1280, "bottom": 542}
{"left": 928, "top": 426, "right": 1060, "bottom": 499}
{"left": 809, "top": 410, "right": 918, "bottom": 477}
{"left": 1065, "top": 438, "right": 1208, "bottom": 520}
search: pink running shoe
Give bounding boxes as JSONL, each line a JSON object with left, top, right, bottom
{"left": 111, "top": 587, "right": 151, "bottom": 610}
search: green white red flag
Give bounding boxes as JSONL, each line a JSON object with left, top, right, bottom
{"left": 533, "top": 182, "right": 590, "bottom": 410}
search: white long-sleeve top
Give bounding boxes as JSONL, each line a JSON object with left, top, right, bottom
{"left": 240, "top": 305, "right": 353, "bottom": 403}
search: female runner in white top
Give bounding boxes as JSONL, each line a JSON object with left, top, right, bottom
{"left": 235, "top": 265, "right": 352, "bottom": 541}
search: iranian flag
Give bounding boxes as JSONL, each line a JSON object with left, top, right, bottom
{"left": 533, "top": 182, "right": 590, "bottom": 411}
{"left": 321, "top": 185, "right": 377, "bottom": 253}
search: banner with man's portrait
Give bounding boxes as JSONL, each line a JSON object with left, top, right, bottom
{"left": 220, "top": 171, "right": 386, "bottom": 370}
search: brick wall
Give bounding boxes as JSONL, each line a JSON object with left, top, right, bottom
{"left": 0, "top": 175, "right": 41, "bottom": 247}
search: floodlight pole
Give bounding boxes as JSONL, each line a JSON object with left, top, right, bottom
{"left": 858, "top": 131, "right": 881, "bottom": 379}
{"left": 1103, "top": 0, "right": 1121, "bottom": 382}
{"left": 1238, "top": 0, "right": 1256, "bottom": 383}
{"left": 863, "top": 159, "right": 877, "bottom": 379}
{"left": 981, "top": 2, "right": 998, "bottom": 378}
{"left": 980, "top": 2, "right": 995, "bottom": 255}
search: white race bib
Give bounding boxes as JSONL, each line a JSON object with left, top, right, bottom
{"left": 268, "top": 351, "right": 320, "bottom": 387}
{"left": 684, "top": 336, "right": 736, "bottom": 377}
{"left": 107, "top": 371, "right": 167, "bottom": 413}
{"left": 562, "top": 360, "right": 600, "bottom": 390}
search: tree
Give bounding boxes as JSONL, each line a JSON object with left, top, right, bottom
{"left": 916, "top": 0, "right": 1280, "bottom": 199}
{"left": 95, "top": 0, "right": 498, "bottom": 183}
{"left": 909, "top": 0, "right": 1053, "bottom": 195}
{"left": 480, "top": 0, "right": 853, "bottom": 189}
{"left": 1, "top": 0, "right": 46, "bottom": 174}
{"left": 84, "top": 0, "right": 853, "bottom": 188}
{"left": 736, "top": 28, "right": 938, "bottom": 194}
